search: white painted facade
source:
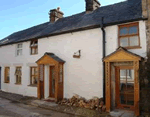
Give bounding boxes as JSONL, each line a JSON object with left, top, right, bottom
{"left": 0, "top": 20, "right": 147, "bottom": 99}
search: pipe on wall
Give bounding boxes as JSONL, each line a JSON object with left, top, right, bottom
{"left": 100, "top": 17, "right": 106, "bottom": 103}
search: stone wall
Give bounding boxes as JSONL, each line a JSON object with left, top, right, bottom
{"left": 141, "top": 0, "right": 150, "bottom": 115}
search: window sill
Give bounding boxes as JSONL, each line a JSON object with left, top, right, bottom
{"left": 4, "top": 82, "right": 9, "bottom": 84}
{"left": 28, "top": 84, "right": 37, "bottom": 87}
{"left": 15, "top": 83, "right": 22, "bottom": 85}
{"left": 120, "top": 46, "right": 142, "bottom": 49}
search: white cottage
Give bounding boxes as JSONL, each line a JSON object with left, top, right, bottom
{"left": 0, "top": 0, "right": 149, "bottom": 116}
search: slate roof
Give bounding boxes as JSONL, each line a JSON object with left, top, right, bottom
{"left": 0, "top": 0, "right": 145, "bottom": 46}
{"left": 45, "top": 52, "right": 65, "bottom": 63}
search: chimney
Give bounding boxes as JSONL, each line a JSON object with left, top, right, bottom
{"left": 49, "top": 7, "right": 64, "bottom": 23}
{"left": 85, "top": 0, "right": 101, "bottom": 13}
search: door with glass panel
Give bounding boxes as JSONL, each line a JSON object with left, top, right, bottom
{"left": 115, "top": 66, "right": 134, "bottom": 110}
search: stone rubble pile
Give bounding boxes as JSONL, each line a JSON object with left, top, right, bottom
{"left": 58, "top": 95, "right": 106, "bottom": 112}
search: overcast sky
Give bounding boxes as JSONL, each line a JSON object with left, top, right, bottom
{"left": 0, "top": 0, "right": 125, "bottom": 39}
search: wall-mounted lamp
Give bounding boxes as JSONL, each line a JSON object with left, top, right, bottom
{"left": 73, "top": 50, "right": 81, "bottom": 58}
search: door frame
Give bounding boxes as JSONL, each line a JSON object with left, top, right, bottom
{"left": 115, "top": 66, "right": 135, "bottom": 110}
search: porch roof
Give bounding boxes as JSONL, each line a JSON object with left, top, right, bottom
{"left": 36, "top": 52, "right": 65, "bottom": 64}
{"left": 103, "top": 47, "right": 143, "bottom": 62}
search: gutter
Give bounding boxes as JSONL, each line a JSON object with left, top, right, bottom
{"left": 100, "top": 17, "right": 106, "bottom": 103}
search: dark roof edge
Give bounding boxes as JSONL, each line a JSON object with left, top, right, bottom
{"left": 0, "top": 17, "right": 147, "bottom": 47}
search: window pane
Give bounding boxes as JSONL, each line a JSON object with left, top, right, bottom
{"left": 31, "top": 67, "right": 38, "bottom": 85}
{"left": 17, "top": 49, "right": 22, "bottom": 56}
{"left": 17, "top": 44, "right": 22, "bottom": 48}
{"left": 35, "top": 40, "right": 38, "bottom": 44}
{"left": 129, "top": 36, "right": 139, "bottom": 46}
{"left": 120, "top": 69, "right": 126, "bottom": 79}
{"left": 120, "top": 27, "right": 128, "bottom": 35}
{"left": 120, "top": 37, "right": 128, "bottom": 47}
{"left": 17, "top": 50, "right": 20, "bottom": 55}
{"left": 31, "top": 48, "right": 35, "bottom": 54}
{"left": 127, "top": 70, "right": 131, "bottom": 79}
{"left": 35, "top": 68, "right": 38, "bottom": 75}
{"left": 31, "top": 76, "right": 38, "bottom": 84}
{"left": 19, "top": 76, "right": 21, "bottom": 83}
{"left": 5, "top": 67, "right": 10, "bottom": 82}
{"left": 129, "top": 26, "right": 138, "bottom": 34}
{"left": 19, "top": 50, "right": 22, "bottom": 55}
{"left": 32, "top": 68, "right": 34, "bottom": 75}
{"left": 35, "top": 48, "right": 38, "bottom": 54}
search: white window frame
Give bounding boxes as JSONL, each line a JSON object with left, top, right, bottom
{"left": 30, "top": 40, "right": 38, "bottom": 55}
{"left": 16, "top": 43, "right": 23, "bottom": 56}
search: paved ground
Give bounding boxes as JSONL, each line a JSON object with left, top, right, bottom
{"left": 110, "top": 109, "right": 135, "bottom": 117}
{"left": 0, "top": 97, "right": 79, "bottom": 117}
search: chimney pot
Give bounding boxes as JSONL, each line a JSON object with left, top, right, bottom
{"left": 57, "top": 7, "right": 60, "bottom": 11}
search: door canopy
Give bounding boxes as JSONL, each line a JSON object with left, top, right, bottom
{"left": 103, "top": 47, "right": 142, "bottom": 62}
{"left": 36, "top": 52, "right": 65, "bottom": 65}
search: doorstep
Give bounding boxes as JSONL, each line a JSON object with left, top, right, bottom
{"left": 110, "top": 109, "right": 135, "bottom": 117}
{"left": 0, "top": 91, "right": 109, "bottom": 117}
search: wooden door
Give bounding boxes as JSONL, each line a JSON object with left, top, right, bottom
{"left": 40, "top": 81, "right": 44, "bottom": 99}
{"left": 49, "top": 66, "right": 55, "bottom": 98}
{"left": 115, "top": 66, "right": 135, "bottom": 110}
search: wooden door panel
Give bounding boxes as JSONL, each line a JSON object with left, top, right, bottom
{"left": 40, "top": 81, "right": 44, "bottom": 99}
{"left": 115, "top": 67, "right": 120, "bottom": 107}
{"left": 49, "top": 66, "right": 55, "bottom": 98}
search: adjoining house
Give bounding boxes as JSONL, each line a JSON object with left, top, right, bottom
{"left": 0, "top": 0, "right": 150, "bottom": 116}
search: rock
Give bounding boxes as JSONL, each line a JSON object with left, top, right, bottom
{"left": 74, "top": 94, "right": 79, "bottom": 99}
{"left": 102, "top": 105, "right": 106, "bottom": 112}
{"left": 58, "top": 95, "right": 106, "bottom": 112}
{"left": 100, "top": 101, "right": 104, "bottom": 107}
{"left": 84, "top": 103, "right": 90, "bottom": 109}
{"left": 95, "top": 98, "right": 100, "bottom": 107}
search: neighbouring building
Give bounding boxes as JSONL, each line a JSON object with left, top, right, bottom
{"left": 0, "top": 0, "right": 150, "bottom": 116}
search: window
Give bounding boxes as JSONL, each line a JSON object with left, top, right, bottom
{"left": 15, "top": 67, "right": 22, "bottom": 84}
{"left": 16, "top": 44, "right": 23, "bottom": 56}
{"left": 59, "top": 64, "right": 63, "bottom": 83}
{"left": 120, "top": 69, "right": 133, "bottom": 79}
{"left": 30, "top": 40, "right": 38, "bottom": 55}
{"left": 4, "top": 67, "right": 10, "bottom": 83}
{"left": 119, "top": 22, "right": 140, "bottom": 48}
{"left": 30, "top": 67, "right": 38, "bottom": 86}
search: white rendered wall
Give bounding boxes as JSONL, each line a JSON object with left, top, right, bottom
{"left": 106, "top": 21, "right": 147, "bottom": 58}
{"left": 0, "top": 20, "right": 147, "bottom": 99}
{"left": 38, "top": 28, "right": 103, "bottom": 99}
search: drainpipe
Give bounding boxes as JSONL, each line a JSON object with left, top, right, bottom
{"left": 100, "top": 17, "right": 106, "bottom": 103}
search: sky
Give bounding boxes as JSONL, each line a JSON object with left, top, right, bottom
{"left": 0, "top": 0, "right": 124, "bottom": 40}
